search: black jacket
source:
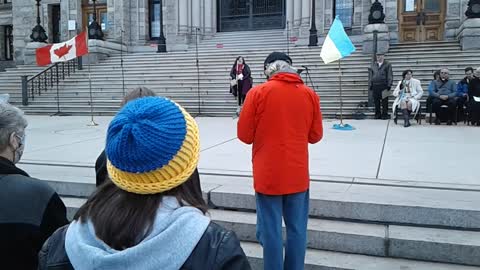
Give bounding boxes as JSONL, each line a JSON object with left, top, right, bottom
{"left": 0, "top": 157, "right": 68, "bottom": 270}
{"left": 469, "top": 76, "right": 480, "bottom": 98}
{"left": 38, "top": 222, "right": 251, "bottom": 270}
{"left": 370, "top": 60, "right": 393, "bottom": 91}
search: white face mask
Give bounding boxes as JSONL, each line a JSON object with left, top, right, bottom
{"left": 13, "top": 134, "right": 25, "bottom": 164}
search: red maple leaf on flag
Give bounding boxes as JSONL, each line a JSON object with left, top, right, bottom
{"left": 54, "top": 44, "right": 73, "bottom": 59}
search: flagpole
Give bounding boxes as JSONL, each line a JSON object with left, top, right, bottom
{"left": 338, "top": 60, "right": 343, "bottom": 126}
{"left": 87, "top": 53, "right": 98, "bottom": 126}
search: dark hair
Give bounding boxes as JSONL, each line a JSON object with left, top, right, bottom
{"left": 75, "top": 168, "right": 207, "bottom": 250}
{"left": 232, "top": 56, "right": 246, "bottom": 67}
{"left": 402, "top": 69, "right": 413, "bottom": 79}
{"left": 465, "top": 67, "right": 474, "bottom": 73}
{"left": 433, "top": 70, "right": 441, "bottom": 80}
{"left": 120, "top": 87, "right": 156, "bottom": 106}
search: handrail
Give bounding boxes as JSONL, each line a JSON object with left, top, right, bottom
{"left": 21, "top": 57, "right": 82, "bottom": 105}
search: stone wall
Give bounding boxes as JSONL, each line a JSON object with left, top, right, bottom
{"left": 12, "top": 0, "right": 38, "bottom": 64}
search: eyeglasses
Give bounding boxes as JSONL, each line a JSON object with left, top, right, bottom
{"left": 440, "top": 72, "right": 449, "bottom": 74}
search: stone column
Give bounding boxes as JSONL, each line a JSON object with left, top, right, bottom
{"left": 192, "top": 0, "right": 201, "bottom": 29}
{"left": 301, "top": 0, "right": 311, "bottom": 26}
{"left": 12, "top": 0, "right": 41, "bottom": 64}
{"left": 286, "top": 0, "right": 295, "bottom": 27}
{"left": 204, "top": 0, "right": 213, "bottom": 35}
{"left": 179, "top": 0, "right": 188, "bottom": 32}
{"left": 0, "top": 26, "right": 5, "bottom": 61}
{"left": 457, "top": 18, "right": 480, "bottom": 50}
{"left": 445, "top": 0, "right": 463, "bottom": 39}
{"left": 294, "top": 0, "right": 302, "bottom": 27}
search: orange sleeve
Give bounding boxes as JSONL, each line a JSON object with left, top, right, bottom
{"left": 308, "top": 92, "right": 323, "bottom": 144}
{"left": 237, "top": 89, "right": 257, "bottom": 144}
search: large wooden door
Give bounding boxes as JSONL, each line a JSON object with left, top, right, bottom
{"left": 399, "top": 0, "right": 446, "bottom": 42}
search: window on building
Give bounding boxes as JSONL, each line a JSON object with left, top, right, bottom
{"left": 5, "top": 25, "right": 13, "bottom": 60}
{"left": 334, "top": 0, "right": 354, "bottom": 29}
{"left": 149, "top": 0, "right": 161, "bottom": 40}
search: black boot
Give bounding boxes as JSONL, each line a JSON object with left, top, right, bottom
{"left": 403, "top": 109, "right": 411, "bottom": 127}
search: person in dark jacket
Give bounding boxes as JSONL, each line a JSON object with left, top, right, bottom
{"left": 429, "top": 68, "right": 457, "bottom": 125}
{"left": 0, "top": 102, "right": 68, "bottom": 270}
{"left": 456, "top": 67, "right": 474, "bottom": 121}
{"left": 95, "top": 87, "right": 156, "bottom": 186}
{"left": 369, "top": 53, "right": 393, "bottom": 119}
{"left": 230, "top": 56, "right": 253, "bottom": 115}
{"left": 39, "top": 97, "right": 251, "bottom": 270}
{"left": 468, "top": 67, "right": 480, "bottom": 126}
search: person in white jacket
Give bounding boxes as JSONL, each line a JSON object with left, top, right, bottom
{"left": 393, "top": 69, "right": 423, "bottom": 127}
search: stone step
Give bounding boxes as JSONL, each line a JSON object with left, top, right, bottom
{"left": 59, "top": 198, "right": 480, "bottom": 266}
{"left": 213, "top": 210, "right": 480, "bottom": 266}
{"left": 206, "top": 176, "right": 480, "bottom": 230}
{"left": 242, "top": 242, "right": 479, "bottom": 270}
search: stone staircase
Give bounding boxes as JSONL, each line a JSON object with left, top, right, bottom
{"left": 38, "top": 173, "right": 480, "bottom": 269}
{"left": 0, "top": 30, "right": 479, "bottom": 118}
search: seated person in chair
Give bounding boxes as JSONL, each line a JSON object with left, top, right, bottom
{"left": 468, "top": 67, "right": 480, "bottom": 126}
{"left": 456, "top": 67, "right": 474, "bottom": 121}
{"left": 429, "top": 68, "right": 457, "bottom": 125}
{"left": 393, "top": 69, "right": 423, "bottom": 127}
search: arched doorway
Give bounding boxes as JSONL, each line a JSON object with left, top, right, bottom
{"left": 398, "top": 0, "right": 446, "bottom": 42}
{"left": 218, "top": 0, "right": 285, "bottom": 32}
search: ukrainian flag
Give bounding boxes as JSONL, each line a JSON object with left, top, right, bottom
{"left": 320, "top": 16, "right": 356, "bottom": 64}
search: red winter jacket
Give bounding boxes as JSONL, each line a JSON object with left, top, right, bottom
{"left": 237, "top": 72, "right": 323, "bottom": 195}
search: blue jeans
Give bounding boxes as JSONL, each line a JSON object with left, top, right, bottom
{"left": 256, "top": 190, "right": 309, "bottom": 270}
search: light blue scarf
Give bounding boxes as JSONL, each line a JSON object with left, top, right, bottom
{"left": 65, "top": 196, "right": 210, "bottom": 270}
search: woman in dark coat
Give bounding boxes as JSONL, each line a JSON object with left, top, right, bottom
{"left": 468, "top": 67, "right": 480, "bottom": 126}
{"left": 230, "top": 56, "right": 253, "bottom": 114}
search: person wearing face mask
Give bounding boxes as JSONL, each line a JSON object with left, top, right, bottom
{"left": 0, "top": 102, "right": 68, "bottom": 270}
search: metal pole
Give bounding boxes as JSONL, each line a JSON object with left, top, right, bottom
{"left": 308, "top": 0, "right": 318, "bottom": 47}
{"left": 339, "top": 60, "right": 344, "bottom": 125}
{"left": 87, "top": 54, "right": 98, "bottom": 126}
{"left": 195, "top": 27, "right": 201, "bottom": 115}
{"left": 157, "top": 0, "right": 167, "bottom": 52}
{"left": 121, "top": 29, "right": 125, "bottom": 97}
{"left": 286, "top": 21, "right": 290, "bottom": 55}
{"left": 21, "top": 76, "right": 28, "bottom": 106}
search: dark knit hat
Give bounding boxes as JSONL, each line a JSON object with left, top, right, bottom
{"left": 263, "top": 52, "right": 292, "bottom": 69}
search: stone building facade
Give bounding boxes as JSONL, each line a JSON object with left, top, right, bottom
{"left": 0, "top": 0, "right": 476, "bottom": 65}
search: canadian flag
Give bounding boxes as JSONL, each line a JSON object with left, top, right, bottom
{"left": 36, "top": 31, "right": 88, "bottom": 66}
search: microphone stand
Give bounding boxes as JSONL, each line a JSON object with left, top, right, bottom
{"left": 302, "top": 66, "right": 316, "bottom": 91}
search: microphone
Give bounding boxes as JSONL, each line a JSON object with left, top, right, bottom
{"left": 301, "top": 65, "right": 309, "bottom": 70}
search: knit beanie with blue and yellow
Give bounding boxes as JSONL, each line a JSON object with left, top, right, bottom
{"left": 105, "top": 96, "right": 200, "bottom": 194}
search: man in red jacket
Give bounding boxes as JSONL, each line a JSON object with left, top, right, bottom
{"left": 238, "top": 52, "right": 323, "bottom": 270}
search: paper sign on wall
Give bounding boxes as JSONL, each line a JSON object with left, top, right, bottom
{"left": 68, "top": 20, "right": 76, "bottom": 31}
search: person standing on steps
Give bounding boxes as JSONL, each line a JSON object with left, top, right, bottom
{"left": 230, "top": 56, "right": 252, "bottom": 116}
{"left": 238, "top": 52, "right": 324, "bottom": 270}
{"left": 370, "top": 53, "right": 393, "bottom": 119}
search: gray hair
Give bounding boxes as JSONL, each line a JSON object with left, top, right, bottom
{"left": 475, "top": 67, "right": 480, "bottom": 76}
{"left": 0, "top": 103, "right": 28, "bottom": 152}
{"left": 265, "top": 60, "right": 295, "bottom": 78}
